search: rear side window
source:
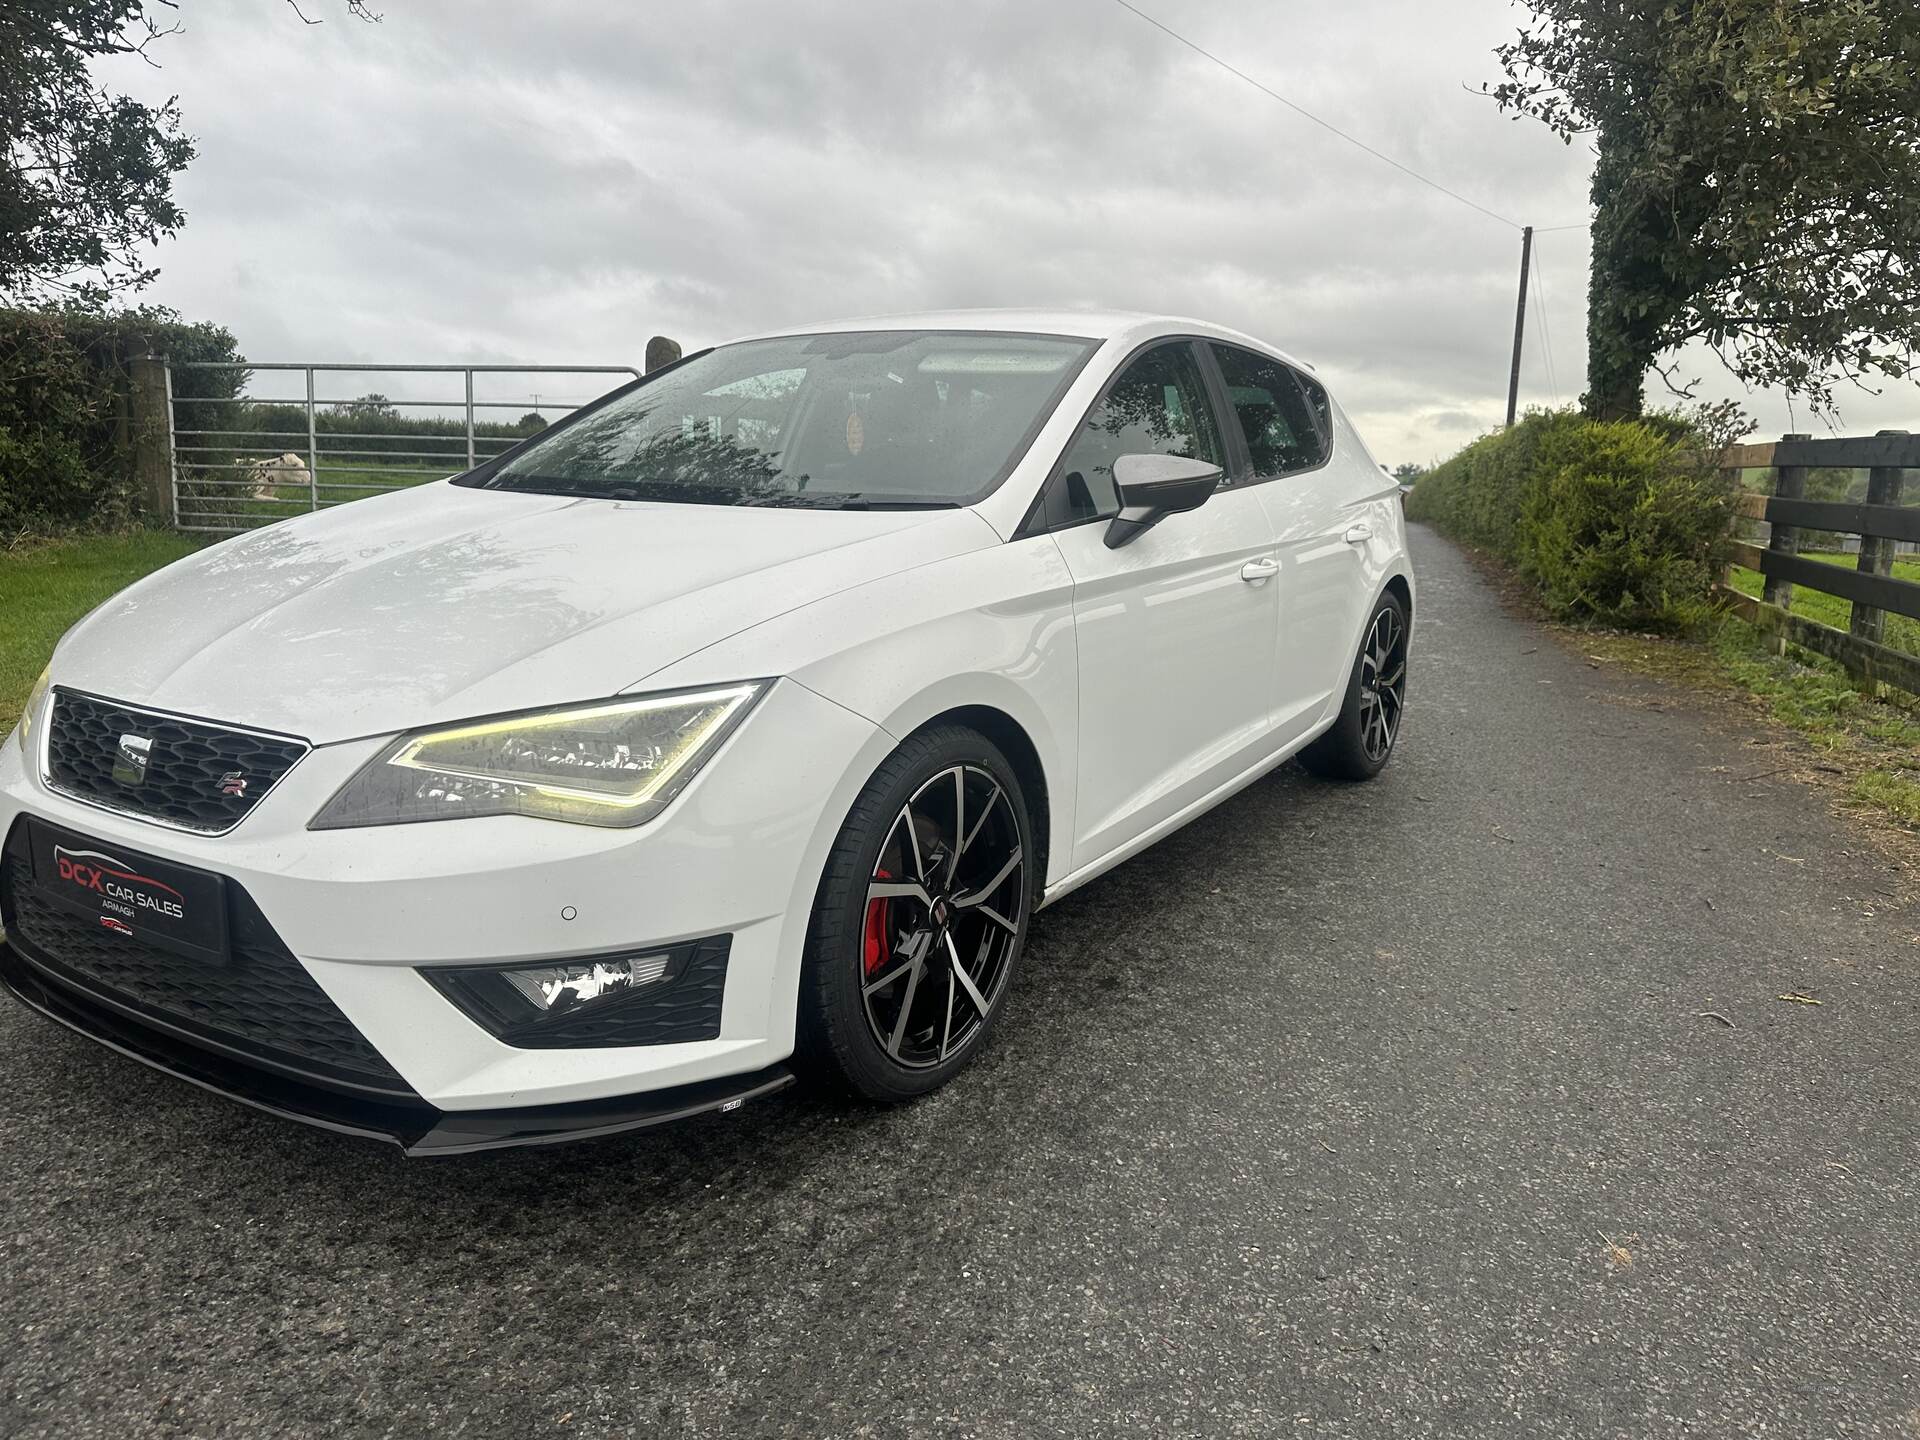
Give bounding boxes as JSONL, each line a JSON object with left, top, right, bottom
{"left": 1297, "top": 371, "right": 1335, "bottom": 457}
{"left": 1047, "top": 342, "right": 1223, "bottom": 524}
{"left": 1209, "top": 344, "right": 1330, "bottom": 478}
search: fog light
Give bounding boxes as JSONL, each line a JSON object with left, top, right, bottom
{"left": 503, "top": 953, "right": 673, "bottom": 1013}
{"left": 421, "top": 935, "right": 731, "bottom": 1048}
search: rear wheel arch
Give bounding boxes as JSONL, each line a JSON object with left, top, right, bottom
{"left": 1383, "top": 571, "right": 1413, "bottom": 626}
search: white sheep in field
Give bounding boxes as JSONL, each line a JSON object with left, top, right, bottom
{"left": 241, "top": 452, "right": 312, "bottom": 501}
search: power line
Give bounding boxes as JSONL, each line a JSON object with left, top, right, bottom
{"left": 1535, "top": 221, "right": 1590, "bottom": 234}
{"left": 1111, "top": 0, "right": 1523, "bottom": 231}
{"left": 1531, "top": 242, "right": 1560, "bottom": 405}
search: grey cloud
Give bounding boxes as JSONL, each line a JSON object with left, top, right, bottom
{"left": 114, "top": 0, "right": 1917, "bottom": 462}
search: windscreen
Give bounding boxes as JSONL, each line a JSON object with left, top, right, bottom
{"left": 471, "top": 330, "right": 1097, "bottom": 508}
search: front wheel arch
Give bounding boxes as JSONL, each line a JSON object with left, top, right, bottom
{"left": 906, "top": 705, "right": 1051, "bottom": 893}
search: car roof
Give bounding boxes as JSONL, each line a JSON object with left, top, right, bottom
{"left": 720, "top": 308, "right": 1315, "bottom": 375}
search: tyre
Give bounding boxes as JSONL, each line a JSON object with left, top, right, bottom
{"left": 1300, "top": 589, "right": 1409, "bottom": 782}
{"left": 799, "top": 724, "right": 1034, "bottom": 1102}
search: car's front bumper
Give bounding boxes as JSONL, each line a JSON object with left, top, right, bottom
{"left": 0, "top": 939, "right": 794, "bottom": 1154}
{"left": 0, "top": 678, "right": 894, "bottom": 1135}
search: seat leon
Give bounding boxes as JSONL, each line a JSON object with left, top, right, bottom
{"left": 0, "top": 311, "right": 1413, "bottom": 1154}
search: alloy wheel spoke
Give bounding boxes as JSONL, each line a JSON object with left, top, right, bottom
{"left": 939, "top": 963, "right": 957, "bottom": 1060}
{"left": 887, "top": 953, "right": 926, "bottom": 1057}
{"left": 955, "top": 847, "right": 1022, "bottom": 908}
{"left": 869, "top": 879, "right": 934, "bottom": 905}
{"left": 896, "top": 803, "right": 927, "bottom": 882}
{"left": 864, "top": 929, "right": 931, "bottom": 996}
{"left": 958, "top": 782, "right": 1001, "bottom": 864}
{"left": 947, "top": 932, "right": 992, "bottom": 1017}
{"left": 975, "top": 903, "right": 1019, "bottom": 935}
{"left": 947, "top": 769, "right": 966, "bottom": 886}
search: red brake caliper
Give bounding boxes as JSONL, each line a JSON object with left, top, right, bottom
{"left": 863, "top": 869, "right": 893, "bottom": 975}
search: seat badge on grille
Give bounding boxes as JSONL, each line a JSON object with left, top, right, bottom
{"left": 112, "top": 733, "right": 153, "bottom": 787}
{"left": 218, "top": 771, "right": 248, "bottom": 798}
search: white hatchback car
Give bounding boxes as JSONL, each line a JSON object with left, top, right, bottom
{"left": 0, "top": 311, "right": 1412, "bottom": 1153}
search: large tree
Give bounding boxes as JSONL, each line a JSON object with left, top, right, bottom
{"left": 1493, "top": 0, "right": 1920, "bottom": 421}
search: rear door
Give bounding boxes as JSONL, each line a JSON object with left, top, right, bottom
{"left": 1208, "top": 344, "right": 1371, "bottom": 743}
{"left": 1035, "top": 340, "right": 1282, "bottom": 872}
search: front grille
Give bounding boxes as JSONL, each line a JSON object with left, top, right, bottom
{"left": 43, "top": 689, "right": 308, "bottom": 834}
{"left": 0, "top": 835, "right": 409, "bottom": 1096}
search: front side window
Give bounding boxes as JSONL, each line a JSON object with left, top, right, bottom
{"left": 1210, "top": 344, "right": 1329, "bottom": 478}
{"left": 466, "top": 331, "right": 1096, "bottom": 508}
{"left": 1048, "top": 342, "right": 1223, "bottom": 525}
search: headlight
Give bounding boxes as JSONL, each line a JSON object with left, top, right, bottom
{"left": 309, "top": 683, "right": 766, "bottom": 830}
{"left": 14, "top": 666, "right": 51, "bottom": 756}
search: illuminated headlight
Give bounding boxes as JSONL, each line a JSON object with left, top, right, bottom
{"left": 309, "top": 683, "right": 765, "bottom": 830}
{"left": 14, "top": 666, "right": 50, "bottom": 755}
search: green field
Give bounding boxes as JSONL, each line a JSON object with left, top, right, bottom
{"left": 1726, "top": 549, "right": 1920, "bottom": 656}
{"left": 0, "top": 531, "right": 207, "bottom": 722}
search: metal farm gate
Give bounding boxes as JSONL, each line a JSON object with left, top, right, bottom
{"left": 163, "top": 362, "right": 641, "bottom": 534}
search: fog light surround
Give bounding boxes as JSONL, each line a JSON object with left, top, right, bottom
{"left": 423, "top": 934, "right": 731, "bottom": 1049}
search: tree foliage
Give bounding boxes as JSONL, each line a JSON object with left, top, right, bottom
{"left": 0, "top": 304, "right": 243, "bottom": 531}
{"left": 0, "top": 1, "right": 193, "bottom": 301}
{"left": 1493, "top": 0, "right": 1920, "bottom": 421}
{"left": 0, "top": 1, "right": 380, "bottom": 303}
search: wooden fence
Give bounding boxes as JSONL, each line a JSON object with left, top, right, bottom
{"left": 1715, "top": 430, "right": 1920, "bottom": 697}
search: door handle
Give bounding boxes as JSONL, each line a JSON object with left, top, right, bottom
{"left": 1343, "top": 522, "right": 1374, "bottom": 546}
{"left": 1240, "top": 557, "right": 1279, "bottom": 583}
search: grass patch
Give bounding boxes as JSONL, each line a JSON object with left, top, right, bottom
{"left": 1852, "top": 770, "right": 1920, "bottom": 827}
{"left": 0, "top": 530, "right": 205, "bottom": 720}
{"left": 1726, "top": 549, "right": 1920, "bottom": 656}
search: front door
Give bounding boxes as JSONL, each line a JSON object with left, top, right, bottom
{"left": 1040, "top": 340, "right": 1282, "bottom": 872}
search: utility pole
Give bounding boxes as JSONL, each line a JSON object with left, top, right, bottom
{"left": 1505, "top": 225, "right": 1534, "bottom": 427}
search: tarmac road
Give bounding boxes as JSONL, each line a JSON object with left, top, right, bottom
{"left": 2, "top": 525, "right": 1916, "bottom": 1438}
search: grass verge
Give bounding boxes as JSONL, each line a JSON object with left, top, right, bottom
{"left": 0, "top": 530, "right": 205, "bottom": 720}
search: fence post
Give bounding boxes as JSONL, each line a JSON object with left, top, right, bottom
{"left": 128, "top": 353, "right": 173, "bottom": 524}
{"left": 1761, "top": 433, "right": 1811, "bottom": 632}
{"left": 306, "top": 367, "right": 319, "bottom": 512}
{"left": 645, "top": 336, "right": 683, "bottom": 373}
{"left": 1850, "top": 429, "right": 1908, "bottom": 647}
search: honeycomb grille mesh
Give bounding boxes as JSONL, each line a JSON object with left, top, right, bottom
{"left": 0, "top": 843, "right": 408, "bottom": 1094}
{"left": 44, "top": 690, "right": 307, "bottom": 834}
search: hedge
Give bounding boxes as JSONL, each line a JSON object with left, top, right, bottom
{"left": 1405, "top": 409, "right": 1737, "bottom": 630}
{"left": 0, "top": 305, "right": 243, "bottom": 532}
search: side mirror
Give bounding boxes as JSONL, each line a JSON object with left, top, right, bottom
{"left": 1103, "top": 454, "right": 1224, "bottom": 549}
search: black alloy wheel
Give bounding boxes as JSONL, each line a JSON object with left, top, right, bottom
{"left": 801, "top": 726, "right": 1033, "bottom": 1101}
{"left": 1356, "top": 602, "right": 1408, "bottom": 763}
{"left": 1300, "top": 589, "right": 1410, "bottom": 781}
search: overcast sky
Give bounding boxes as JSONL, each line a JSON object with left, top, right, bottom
{"left": 114, "top": 0, "right": 1920, "bottom": 464}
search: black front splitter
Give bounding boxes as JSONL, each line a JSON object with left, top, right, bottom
{"left": 0, "top": 940, "right": 795, "bottom": 1156}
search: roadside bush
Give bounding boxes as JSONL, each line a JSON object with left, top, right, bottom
{"left": 1406, "top": 408, "right": 1736, "bottom": 630}
{"left": 0, "top": 303, "right": 243, "bottom": 533}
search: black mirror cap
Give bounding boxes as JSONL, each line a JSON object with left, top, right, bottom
{"left": 1103, "top": 454, "right": 1224, "bottom": 548}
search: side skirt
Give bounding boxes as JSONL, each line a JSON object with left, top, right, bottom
{"left": 1036, "top": 717, "right": 1336, "bottom": 910}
